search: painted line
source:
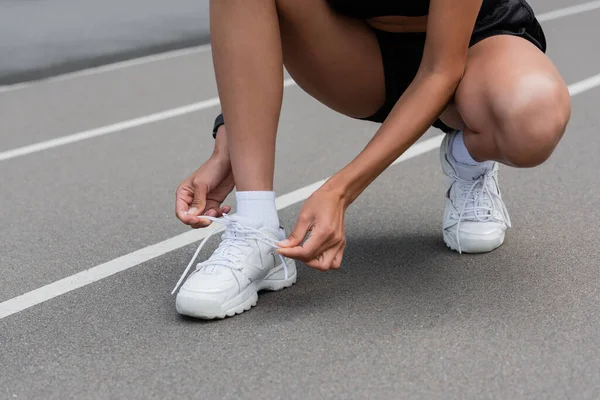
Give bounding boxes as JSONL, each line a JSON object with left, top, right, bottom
{"left": 0, "top": 135, "right": 444, "bottom": 320}
{"left": 1, "top": 69, "right": 600, "bottom": 321}
{"left": 0, "top": 78, "right": 297, "bottom": 162}
{"left": 2, "top": 64, "right": 599, "bottom": 320}
{"left": 0, "top": 45, "right": 213, "bottom": 94}
{"left": 567, "top": 73, "right": 600, "bottom": 96}
{"left": 5, "top": 65, "right": 600, "bottom": 164}
{"left": 537, "top": 0, "right": 600, "bottom": 22}
{"left": 2, "top": 71, "right": 599, "bottom": 320}
{"left": 0, "top": 0, "right": 597, "bottom": 161}
{"left": 0, "top": 1, "right": 598, "bottom": 94}
{"left": 0, "top": 224, "right": 213, "bottom": 321}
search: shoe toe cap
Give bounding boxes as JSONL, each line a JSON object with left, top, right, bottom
{"left": 175, "top": 284, "right": 238, "bottom": 318}
{"left": 446, "top": 221, "right": 507, "bottom": 253}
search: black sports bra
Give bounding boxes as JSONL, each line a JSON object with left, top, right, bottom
{"left": 326, "top": 0, "right": 430, "bottom": 18}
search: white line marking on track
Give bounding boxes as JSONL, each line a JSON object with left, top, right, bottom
{"left": 5, "top": 63, "right": 600, "bottom": 164}
{"left": 537, "top": 0, "right": 600, "bottom": 22}
{"left": 0, "top": 1, "right": 598, "bottom": 93}
{"left": 1, "top": 71, "right": 599, "bottom": 321}
{"left": 567, "top": 73, "right": 600, "bottom": 96}
{"left": 0, "top": 135, "right": 444, "bottom": 320}
{"left": 0, "top": 45, "right": 213, "bottom": 94}
{"left": 0, "top": 79, "right": 297, "bottom": 162}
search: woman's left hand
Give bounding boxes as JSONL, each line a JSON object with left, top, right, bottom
{"left": 276, "top": 186, "right": 348, "bottom": 271}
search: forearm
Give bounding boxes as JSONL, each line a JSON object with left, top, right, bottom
{"left": 326, "top": 72, "right": 460, "bottom": 205}
{"left": 210, "top": 0, "right": 284, "bottom": 190}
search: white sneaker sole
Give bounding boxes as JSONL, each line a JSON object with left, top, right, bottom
{"left": 175, "top": 259, "right": 297, "bottom": 320}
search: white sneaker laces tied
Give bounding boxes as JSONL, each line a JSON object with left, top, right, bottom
{"left": 450, "top": 171, "right": 512, "bottom": 254}
{"left": 171, "top": 214, "right": 288, "bottom": 295}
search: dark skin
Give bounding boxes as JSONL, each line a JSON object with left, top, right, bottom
{"left": 177, "top": 0, "right": 483, "bottom": 269}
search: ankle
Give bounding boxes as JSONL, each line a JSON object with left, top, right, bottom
{"left": 451, "top": 131, "right": 490, "bottom": 167}
{"left": 235, "top": 191, "right": 280, "bottom": 231}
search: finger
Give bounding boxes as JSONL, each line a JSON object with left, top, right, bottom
{"left": 176, "top": 196, "right": 191, "bottom": 223}
{"left": 280, "top": 223, "right": 340, "bottom": 260}
{"left": 180, "top": 213, "right": 209, "bottom": 228}
{"left": 277, "top": 214, "right": 312, "bottom": 248}
{"left": 217, "top": 205, "right": 231, "bottom": 216}
{"left": 181, "top": 183, "right": 211, "bottom": 228}
{"left": 277, "top": 230, "right": 328, "bottom": 261}
{"left": 187, "top": 209, "right": 215, "bottom": 229}
{"left": 331, "top": 245, "right": 345, "bottom": 269}
{"left": 205, "top": 199, "right": 223, "bottom": 214}
{"left": 179, "top": 208, "right": 210, "bottom": 228}
{"left": 221, "top": 205, "right": 232, "bottom": 214}
{"left": 189, "top": 209, "right": 218, "bottom": 229}
{"left": 204, "top": 209, "right": 218, "bottom": 218}
{"left": 188, "top": 183, "right": 208, "bottom": 217}
{"left": 189, "top": 213, "right": 214, "bottom": 229}
{"left": 176, "top": 185, "right": 197, "bottom": 224}
{"left": 195, "top": 205, "right": 229, "bottom": 225}
{"left": 305, "top": 247, "right": 338, "bottom": 271}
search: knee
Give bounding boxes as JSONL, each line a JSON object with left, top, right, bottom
{"left": 493, "top": 75, "right": 571, "bottom": 168}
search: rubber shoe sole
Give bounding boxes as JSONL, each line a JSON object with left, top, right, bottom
{"left": 175, "top": 259, "right": 297, "bottom": 319}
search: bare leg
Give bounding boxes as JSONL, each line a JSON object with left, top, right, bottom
{"left": 438, "top": 35, "right": 570, "bottom": 254}
{"left": 209, "top": 0, "right": 386, "bottom": 191}
{"left": 439, "top": 35, "right": 571, "bottom": 167}
{"left": 210, "top": 0, "right": 283, "bottom": 191}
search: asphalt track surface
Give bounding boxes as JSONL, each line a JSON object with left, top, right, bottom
{"left": 0, "top": 0, "right": 210, "bottom": 86}
{"left": 1, "top": 1, "right": 600, "bottom": 399}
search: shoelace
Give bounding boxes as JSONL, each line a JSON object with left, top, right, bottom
{"left": 171, "top": 214, "right": 288, "bottom": 294}
{"left": 450, "top": 171, "right": 512, "bottom": 254}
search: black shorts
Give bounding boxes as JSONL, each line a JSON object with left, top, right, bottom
{"left": 362, "top": 0, "right": 547, "bottom": 132}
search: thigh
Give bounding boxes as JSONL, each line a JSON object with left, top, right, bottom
{"left": 439, "top": 34, "right": 570, "bottom": 133}
{"left": 277, "top": 0, "right": 386, "bottom": 118}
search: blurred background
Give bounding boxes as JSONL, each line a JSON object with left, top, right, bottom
{"left": 0, "top": 0, "right": 210, "bottom": 86}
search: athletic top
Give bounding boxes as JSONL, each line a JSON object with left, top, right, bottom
{"left": 326, "top": 0, "right": 500, "bottom": 18}
{"left": 327, "top": 0, "right": 430, "bottom": 17}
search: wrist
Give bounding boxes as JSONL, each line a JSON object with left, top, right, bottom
{"left": 325, "top": 159, "right": 379, "bottom": 208}
{"left": 209, "top": 152, "right": 232, "bottom": 176}
{"left": 321, "top": 174, "right": 355, "bottom": 209}
{"left": 212, "top": 125, "right": 230, "bottom": 159}
{"left": 211, "top": 149, "right": 230, "bottom": 165}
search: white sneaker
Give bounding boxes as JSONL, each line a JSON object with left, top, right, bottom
{"left": 440, "top": 132, "right": 512, "bottom": 254}
{"left": 172, "top": 214, "right": 297, "bottom": 319}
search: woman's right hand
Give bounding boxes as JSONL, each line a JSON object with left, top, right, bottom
{"left": 175, "top": 126, "right": 235, "bottom": 228}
